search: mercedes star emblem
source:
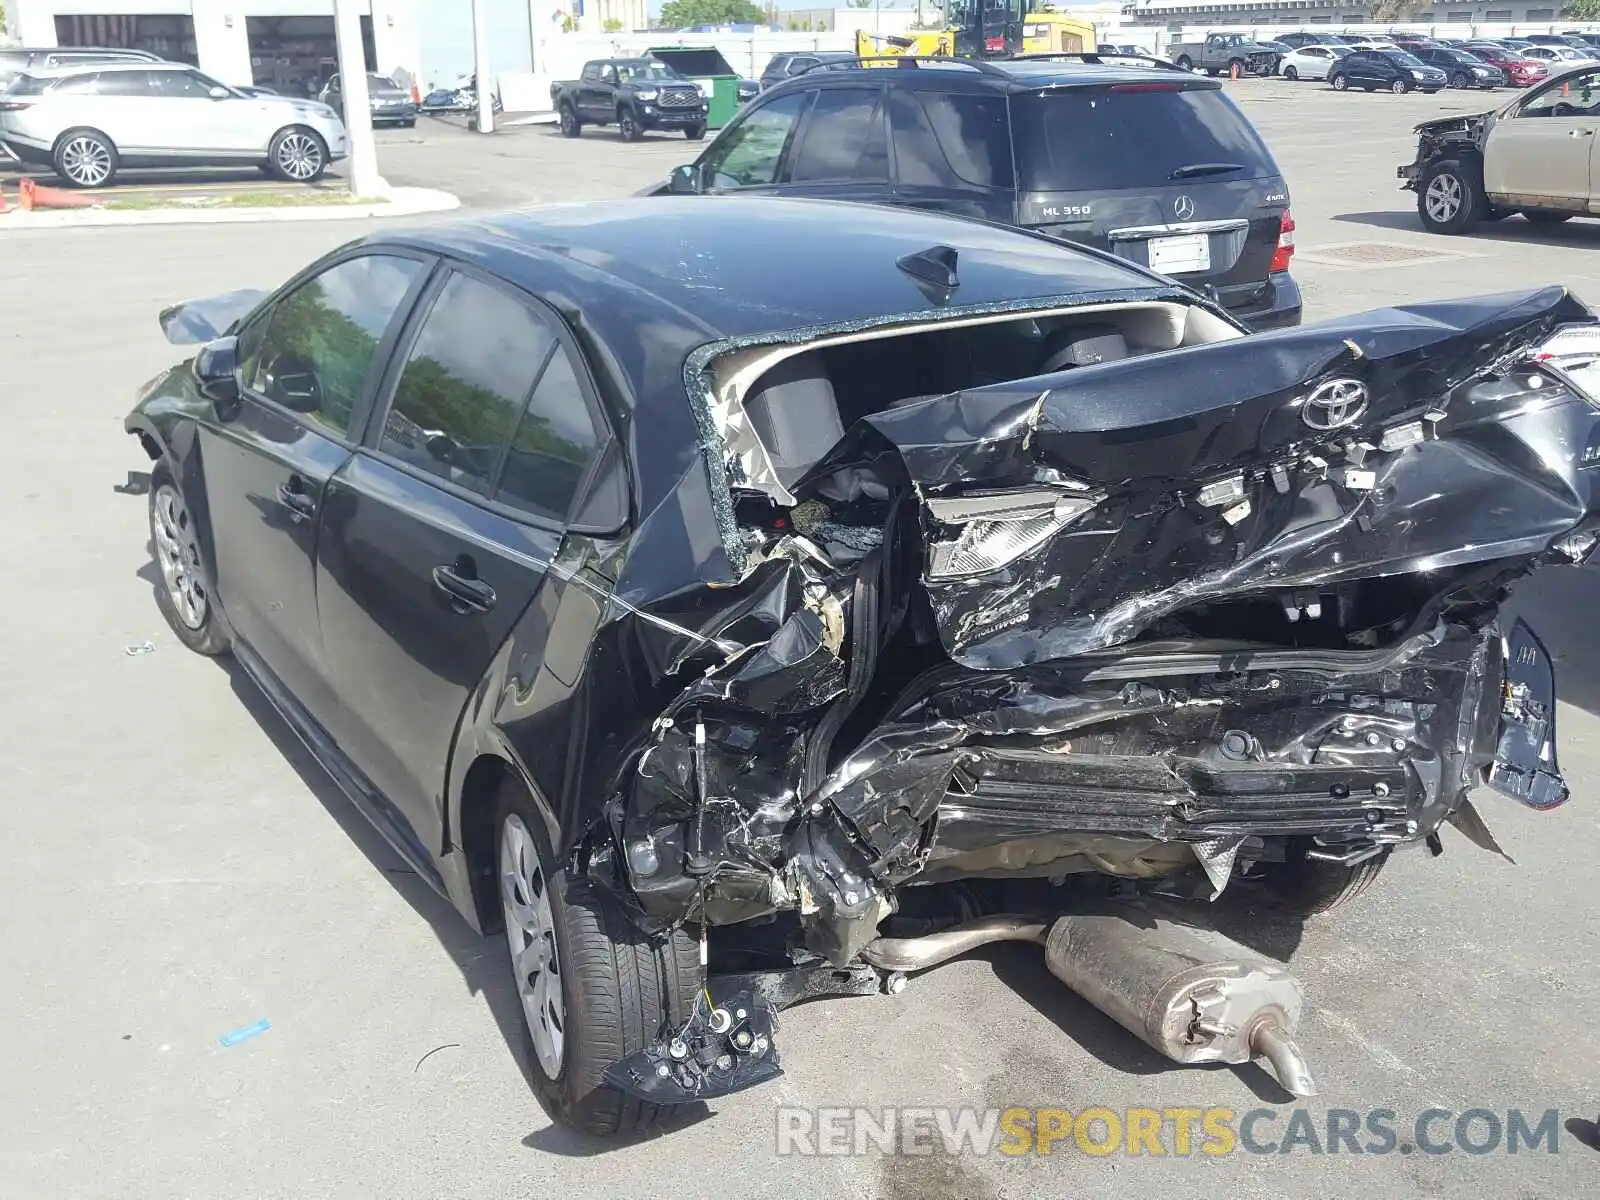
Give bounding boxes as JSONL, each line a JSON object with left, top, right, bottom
{"left": 1302, "top": 378, "right": 1370, "bottom": 431}
{"left": 1172, "top": 194, "right": 1195, "bottom": 221}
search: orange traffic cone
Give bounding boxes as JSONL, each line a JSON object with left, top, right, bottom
{"left": 0, "top": 184, "right": 7, "bottom": 213}
{"left": 411, "top": 80, "right": 421, "bottom": 105}
{"left": 1230, "top": 61, "right": 1240, "bottom": 80}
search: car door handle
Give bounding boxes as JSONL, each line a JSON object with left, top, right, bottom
{"left": 1570, "top": 129, "right": 1595, "bottom": 137}
{"left": 276, "top": 478, "right": 316, "bottom": 521}
{"left": 432, "top": 562, "right": 497, "bottom": 614}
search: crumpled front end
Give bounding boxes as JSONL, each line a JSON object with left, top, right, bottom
{"left": 586, "top": 286, "right": 1594, "bottom": 965}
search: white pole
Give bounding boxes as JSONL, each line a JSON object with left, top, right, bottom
{"left": 472, "top": 0, "right": 496, "bottom": 133}
{"left": 332, "top": 0, "right": 386, "bottom": 195}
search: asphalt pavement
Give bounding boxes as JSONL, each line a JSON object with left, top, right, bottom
{"left": 2, "top": 79, "right": 1598, "bottom": 1200}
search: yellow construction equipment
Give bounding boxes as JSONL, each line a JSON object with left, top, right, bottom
{"left": 853, "top": 1, "right": 1094, "bottom": 63}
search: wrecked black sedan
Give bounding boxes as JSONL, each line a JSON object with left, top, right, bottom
{"left": 128, "top": 197, "right": 1593, "bottom": 1134}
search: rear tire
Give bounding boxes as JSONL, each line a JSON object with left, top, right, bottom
{"left": 1417, "top": 157, "right": 1487, "bottom": 234}
{"left": 1526, "top": 210, "right": 1574, "bottom": 225}
{"left": 1175, "top": 55, "right": 1193, "bottom": 71}
{"left": 495, "top": 783, "right": 701, "bottom": 1135}
{"left": 559, "top": 104, "right": 582, "bottom": 138}
{"left": 1257, "top": 844, "right": 1390, "bottom": 916}
{"left": 148, "top": 472, "right": 230, "bottom": 657}
{"left": 52, "top": 128, "right": 117, "bottom": 187}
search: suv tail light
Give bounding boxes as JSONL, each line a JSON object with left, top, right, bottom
{"left": 1270, "top": 210, "right": 1296, "bottom": 274}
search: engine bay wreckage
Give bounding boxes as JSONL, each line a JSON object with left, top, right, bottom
{"left": 592, "top": 283, "right": 1598, "bottom": 1105}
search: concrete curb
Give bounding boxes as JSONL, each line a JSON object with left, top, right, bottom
{"left": 0, "top": 185, "right": 460, "bottom": 231}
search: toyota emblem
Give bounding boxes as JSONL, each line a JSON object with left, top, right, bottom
{"left": 1302, "top": 379, "right": 1369, "bottom": 431}
{"left": 1172, "top": 194, "right": 1195, "bottom": 221}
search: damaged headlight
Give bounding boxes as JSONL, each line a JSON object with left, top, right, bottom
{"left": 1537, "top": 324, "right": 1600, "bottom": 402}
{"left": 925, "top": 487, "right": 1099, "bottom": 580}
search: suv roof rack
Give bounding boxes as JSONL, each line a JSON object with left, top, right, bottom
{"left": 1008, "top": 51, "right": 1191, "bottom": 73}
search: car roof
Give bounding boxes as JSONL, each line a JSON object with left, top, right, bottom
{"left": 772, "top": 56, "right": 1218, "bottom": 95}
{"left": 370, "top": 196, "right": 1175, "bottom": 346}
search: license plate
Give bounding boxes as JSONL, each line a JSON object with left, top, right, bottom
{"left": 1148, "top": 233, "right": 1210, "bottom": 275}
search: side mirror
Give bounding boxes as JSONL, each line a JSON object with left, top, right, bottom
{"left": 668, "top": 163, "right": 704, "bottom": 195}
{"left": 208, "top": 85, "right": 230, "bottom": 100}
{"left": 193, "top": 336, "right": 241, "bottom": 413}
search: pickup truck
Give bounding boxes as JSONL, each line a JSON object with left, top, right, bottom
{"left": 550, "top": 58, "right": 710, "bottom": 142}
{"left": 1168, "top": 32, "right": 1283, "bottom": 76}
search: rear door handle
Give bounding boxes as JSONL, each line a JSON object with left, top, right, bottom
{"left": 432, "top": 561, "right": 497, "bottom": 614}
{"left": 276, "top": 477, "right": 316, "bottom": 521}
{"left": 1569, "top": 129, "right": 1594, "bottom": 137}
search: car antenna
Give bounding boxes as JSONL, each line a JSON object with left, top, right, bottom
{"left": 896, "top": 245, "right": 960, "bottom": 292}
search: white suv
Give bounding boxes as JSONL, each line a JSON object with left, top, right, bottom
{"left": 0, "top": 61, "right": 349, "bottom": 187}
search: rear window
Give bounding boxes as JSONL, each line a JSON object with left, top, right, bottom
{"left": 1012, "top": 85, "right": 1277, "bottom": 192}
{"left": 4, "top": 73, "right": 52, "bottom": 96}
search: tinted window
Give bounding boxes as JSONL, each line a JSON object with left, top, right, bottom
{"left": 790, "top": 57, "right": 817, "bottom": 75}
{"left": 788, "top": 87, "right": 888, "bottom": 184}
{"left": 249, "top": 254, "right": 422, "bottom": 436}
{"left": 1386, "top": 51, "right": 1425, "bottom": 67}
{"left": 702, "top": 91, "right": 808, "bottom": 189}
{"left": 1013, "top": 85, "right": 1275, "bottom": 191}
{"left": 497, "top": 349, "right": 602, "bottom": 519}
{"left": 50, "top": 71, "right": 100, "bottom": 94}
{"left": 96, "top": 70, "right": 159, "bottom": 97}
{"left": 379, "top": 274, "right": 554, "bottom": 497}
{"left": 891, "top": 91, "right": 1013, "bottom": 189}
{"left": 151, "top": 69, "right": 213, "bottom": 97}
{"left": 5, "top": 73, "right": 52, "bottom": 96}
{"left": 580, "top": 63, "right": 599, "bottom": 81}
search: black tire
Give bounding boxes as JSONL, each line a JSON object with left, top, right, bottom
{"left": 148, "top": 472, "right": 230, "bottom": 657}
{"left": 1228, "top": 58, "right": 1245, "bottom": 77}
{"left": 558, "top": 104, "right": 582, "bottom": 138}
{"left": 1175, "top": 55, "right": 1193, "bottom": 71}
{"left": 617, "top": 106, "right": 643, "bottom": 142}
{"left": 1284, "top": 65, "right": 1299, "bottom": 81}
{"left": 1331, "top": 73, "right": 1349, "bottom": 91}
{"left": 1417, "top": 157, "right": 1487, "bottom": 234}
{"left": 1526, "top": 210, "right": 1575, "bottom": 226}
{"left": 267, "top": 126, "right": 328, "bottom": 183}
{"left": 1391, "top": 77, "right": 1410, "bottom": 94}
{"left": 52, "top": 127, "right": 118, "bottom": 188}
{"left": 1450, "top": 70, "right": 1470, "bottom": 88}
{"left": 401, "top": 118, "right": 416, "bottom": 128}
{"left": 1257, "top": 844, "right": 1390, "bottom": 916}
{"left": 495, "top": 783, "right": 700, "bottom": 1135}
{"left": 684, "top": 122, "right": 706, "bottom": 141}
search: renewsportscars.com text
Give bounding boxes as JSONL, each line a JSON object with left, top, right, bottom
{"left": 775, "top": 1107, "right": 1566, "bottom": 1157}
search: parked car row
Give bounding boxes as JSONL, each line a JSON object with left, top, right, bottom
{"left": 1276, "top": 29, "right": 1568, "bottom": 90}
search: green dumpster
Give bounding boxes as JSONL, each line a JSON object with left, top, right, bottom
{"left": 647, "top": 45, "right": 741, "bottom": 129}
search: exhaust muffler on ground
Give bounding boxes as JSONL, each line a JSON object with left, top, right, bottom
{"left": 1042, "top": 901, "right": 1317, "bottom": 1097}
{"left": 862, "top": 901, "right": 1317, "bottom": 1097}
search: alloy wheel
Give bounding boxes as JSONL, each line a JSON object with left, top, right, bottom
{"left": 500, "top": 814, "right": 565, "bottom": 1077}
{"left": 151, "top": 484, "right": 208, "bottom": 630}
{"left": 276, "top": 133, "right": 323, "bottom": 181}
{"left": 1392, "top": 78, "right": 1408, "bottom": 94}
{"left": 1424, "top": 172, "right": 1463, "bottom": 224}
{"left": 61, "top": 136, "right": 111, "bottom": 186}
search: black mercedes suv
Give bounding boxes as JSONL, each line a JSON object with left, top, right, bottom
{"left": 649, "top": 54, "right": 1300, "bottom": 330}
